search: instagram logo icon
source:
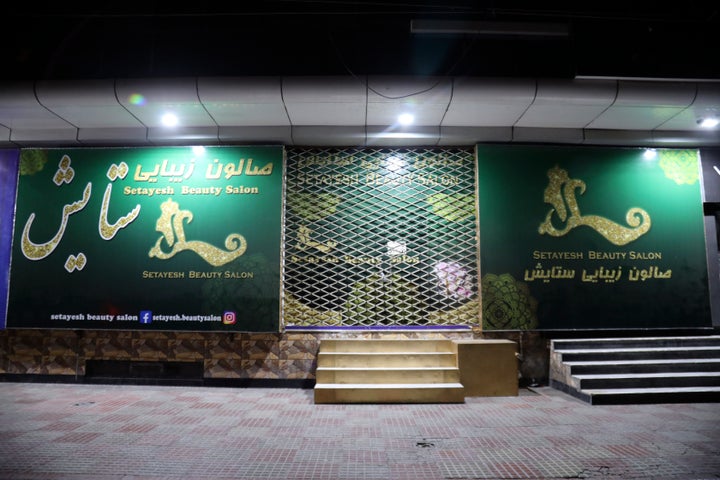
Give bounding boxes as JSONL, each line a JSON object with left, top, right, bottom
{"left": 222, "top": 311, "right": 236, "bottom": 325}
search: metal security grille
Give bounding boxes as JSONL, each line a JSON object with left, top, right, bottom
{"left": 283, "top": 147, "right": 480, "bottom": 328}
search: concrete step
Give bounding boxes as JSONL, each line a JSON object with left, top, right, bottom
{"left": 314, "top": 382, "right": 465, "bottom": 404}
{"left": 549, "top": 335, "right": 720, "bottom": 405}
{"left": 575, "top": 371, "right": 720, "bottom": 389}
{"left": 572, "top": 386, "right": 720, "bottom": 405}
{"left": 552, "top": 335, "right": 720, "bottom": 351}
{"left": 316, "top": 366, "right": 460, "bottom": 384}
{"left": 317, "top": 351, "right": 459, "bottom": 368}
{"left": 555, "top": 346, "right": 720, "bottom": 362}
{"left": 318, "top": 339, "right": 455, "bottom": 353}
{"left": 314, "top": 338, "right": 464, "bottom": 404}
{"left": 565, "top": 358, "right": 720, "bottom": 375}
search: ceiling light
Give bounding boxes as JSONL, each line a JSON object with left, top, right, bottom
{"left": 643, "top": 148, "right": 657, "bottom": 160}
{"left": 398, "top": 113, "right": 414, "bottom": 126}
{"left": 161, "top": 112, "right": 179, "bottom": 127}
{"left": 698, "top": 117, "right": 719, "bottom": 128}
{"left": 411, "top": 19, "right": 569, "bottom": 37}
{"left": 371, "top": 132, "right": 432, "bottom": 139}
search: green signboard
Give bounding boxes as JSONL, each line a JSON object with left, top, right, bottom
{"left": 477, "top": 144, "right": 711, "bottom": 330}
{"left": 7, "top": 146, "right": 284, "bottom": 332}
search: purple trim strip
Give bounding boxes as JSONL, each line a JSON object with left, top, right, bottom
{"left": 285, "top": 324, "right": 471, "bottom": 331}
{"left": 0, "top": 150, "right": 20, "bottom": 330}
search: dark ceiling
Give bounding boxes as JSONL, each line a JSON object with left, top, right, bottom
{"left": 3, "top": 2, "right": 720, "bottom": 81}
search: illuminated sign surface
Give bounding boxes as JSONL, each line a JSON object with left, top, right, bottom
{"left": 7, "top": 146, "right": 284, "bottom": 332}
{"left": 477, "top": 145, "right": 711, "bottom": 330}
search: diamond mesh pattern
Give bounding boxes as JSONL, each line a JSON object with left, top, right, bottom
{"left": 283, "top": 147, "right": 480, "bottom": 328}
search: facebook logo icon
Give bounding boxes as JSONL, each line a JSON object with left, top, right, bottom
{"left": 139, "top": 311, "right": 152, "bottom": 324}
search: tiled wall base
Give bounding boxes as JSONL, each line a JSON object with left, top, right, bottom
{"left": 0, "top": 329, "right": 549, "bottom": 384}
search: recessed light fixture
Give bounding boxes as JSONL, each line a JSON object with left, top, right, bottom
{"left": 398, "top": 113, "right": 414, "bottom": 126}
{"left": 371, "top": 132, "right": 432, "bottom": 139}
{"left": 161, "top": 112, "right": 179, "bottom": 127}
{"left": 698, "top": 117, "right": 719, "bottom": 128}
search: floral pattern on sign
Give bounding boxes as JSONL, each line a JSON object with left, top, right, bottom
{"left": 434, "top": 261, "right": 474, "bottom": 300}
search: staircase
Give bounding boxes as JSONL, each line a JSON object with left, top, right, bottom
{"left": 314, "top": 338, "right": 465, "bottom": 404}
{"left": 550, "top": 335, "right": 720, "bottom": 405}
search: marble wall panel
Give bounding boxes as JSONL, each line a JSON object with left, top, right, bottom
{"left": 280, "top": 359, "right": 316, "bottom": 379}
{"left": 169, "top": 338, "right": 205, "bottom": 361}
{"left": 206, "top": 334, "right": 242, "bottom": 359}
{"left": 44, "top": 333, "right": 78, "bottom": 356}
{"left": 40, "top": 356, "right": 77, "bottom": 375}
{"left": 241, "top": 335, "right": 280, "bottom": 360}
{"left": 9, "top": 331, "right": 44, "bottom": 356}
{"left": 0, "top": 333, "right": 7, "bottom": 373}
{"left": 279, "top": 333, "right": 319, "bottom": 360}
{"left": 205, "top": 358, "right": 243, "bottom": 378}
{"left": 6, "top": 355, "right": 43, "bottom": 374}
{"left": 241, "top": 359, "right": 280, "bottom": 379}
{"left": 88, "top": 333, "right": 133, "bottom": 359}
{"left": 131, "top": 337, "right": 169, "bottom": 360}
{"left": 0, "top": 328, "right": 535, "bottom": 382}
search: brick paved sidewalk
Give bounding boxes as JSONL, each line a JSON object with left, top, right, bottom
{"left": 0, "top": 382, "right": 718, "bottom": 479}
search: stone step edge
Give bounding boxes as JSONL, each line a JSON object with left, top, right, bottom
{"left": 318, "top": 350, "right": 456, "bottom": 357}
{"left": 314, "top": 382, "right": 464, "bottom": 389}
{"left": 565, "top": 359, "right": 720, "bottom": 366}
{"left": 316, "top": 366, "right": 458, "bottom": 371}
{"left": 320, "top": 339, "right": 455, "bottom": 342}
{"left": 552, "top": 335, "right": 720, "bottom": 343}
{"left": 554, "top": 346, "right": 720, "bottom": 354}
{"left": 574, "top": 372, "right": 720, "bottom": 380}
{"left": 580, "top": 386, "right": 720, "bottom": 395}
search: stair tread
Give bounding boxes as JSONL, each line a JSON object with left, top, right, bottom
{"left": 554, "top": 335, "right": 720, "bottom": 342}
{"left": 315, "top": 382, "right": 464, "bottom": 389}
{"left": 566, "top": 358, "right": 720, "bottom": 365}
{"left": 322, "top": 339, "right": 453, "bottom": 342}
{"left": 556, "top": 346, "right": 720, "bottom": 353}
{"left": 552, "top": 337, "right": 720, "bottom": 404}
{"left": 575, "top": 372, "right": 720, "bottom": 379}
{"left": 317, "top": 366, "right": 458, "bottom": 371}
{"left": 319, "top": 351, "right": 455, "bottom": 355}
{"left": 582, "top": 386, "right": 720, "bottom": 394}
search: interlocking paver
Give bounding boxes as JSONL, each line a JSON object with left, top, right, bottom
{"left": 0, "top": 382, "right": 717, "bottom": 479}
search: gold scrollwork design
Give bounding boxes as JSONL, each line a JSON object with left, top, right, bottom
{"left": 538, "top": 165, "right": 651, "bottom": 246}
{"left": 64, "top": 253, "right": 87, "bottom": 272}
{"left": 148, "top": 198, "right": 247, "bottom": 267}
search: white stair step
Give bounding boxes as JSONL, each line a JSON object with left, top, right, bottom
{"left": 315, "top": 382, "right": 464, "bottom": 389}
{"left": 318, "top": 339, "right": 455, "bottom": 353}
{"left": 317, "top": 352, "right": 458, "bottom": 368}
{"left": 314, "top": 383, "right": 466, "bottom": 403}
{"left": 316, "top": 366, "right": 460, "bottom": 384}
{"left": 314, "top": 339, "right": 465, "bottom": 404}
{"left": 316, "top": 366, "right": 460, "bottom": 375}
